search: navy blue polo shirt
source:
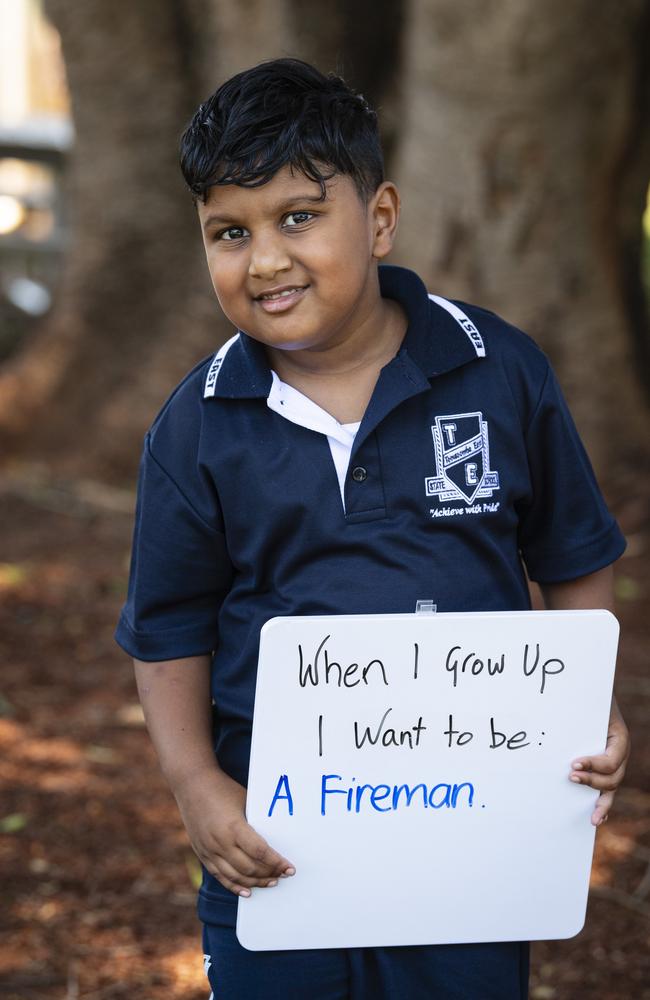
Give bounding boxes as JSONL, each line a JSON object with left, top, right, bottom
{"left": 115, "top": 264, "right": 625, "bottom": 926}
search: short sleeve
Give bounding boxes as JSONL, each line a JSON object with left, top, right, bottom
{"left": 517, "top": 364, "right": 626, "bottom": 583}
{"left": 115, "top": 434, "right": 233, "bottom": 660}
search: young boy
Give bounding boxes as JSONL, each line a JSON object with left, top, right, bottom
{"left": 115, "top": 58, "right": 630, "bottom": 999}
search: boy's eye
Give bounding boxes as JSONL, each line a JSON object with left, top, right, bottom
{"left": 218, "top": 226, "right": 249, "bottom": 241}
{"left": 283, "top": 212, "right": 313, "bottom": 227}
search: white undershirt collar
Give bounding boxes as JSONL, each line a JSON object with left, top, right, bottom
{"left": 267, "top": 371, "right": 360, "bottom": 509}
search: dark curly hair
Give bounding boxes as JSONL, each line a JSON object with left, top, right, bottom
{"left": 179, "top": 58, "right": 384, "bottom": 203}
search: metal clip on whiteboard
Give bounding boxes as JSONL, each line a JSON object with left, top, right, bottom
{"left": 415, "top": 600, "right": 437, "bottom": 614}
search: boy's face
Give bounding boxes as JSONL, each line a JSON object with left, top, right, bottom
{"left": 197, "top": 166, "right": 398, "bottom": 356}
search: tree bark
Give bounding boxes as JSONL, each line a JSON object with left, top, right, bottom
{"left": 0, "top": 0, "right": 227, "bottom": 480}
{"left": 289, "top": 0, "right": 406, "bottom": 170}
{"left": 392, "top": 0, "right": 650, "bottom": 474}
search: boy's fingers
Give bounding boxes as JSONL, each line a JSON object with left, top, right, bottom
{"left": 204, "top": 835, "right": 282, "bottom": 879}
{"left": 235, "top": 826, "right": 294, "bottom": 876}
{"left": 570, "top": 744, "right": 628, "bottom": 785}
{"left": 569, "top": 761, "right": 626, "bottom": 791}
{"left": 591, "top": 790, "right": 615, "bottom": 827}
{"left": 575, "top": 755, "right": 615, "bottom": 774}
{"left": 571, "top": 715, "right": 631, "bottom": 777}
{"left": 205, "top": 826, "right": 280, "bottom": 877}
{"left": 228, "top": 845, "right": 282, "bottom": 879}
{"left": 204, "top": 857, "right": 280, "bottom": 895}
{"left": 572, "top": 747, "right": 627, "bottom": 776}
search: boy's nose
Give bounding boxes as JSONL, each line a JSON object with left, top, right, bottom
{"left": 248, "top": 233, "right": 292, "bottom": 280}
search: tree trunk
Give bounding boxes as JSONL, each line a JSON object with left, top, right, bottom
{"left": 392, "top": 0, "right": 650, "bottom": 474}
{"left": 0, "top": 0, "right": 227, "bottom": 481}
{"left": 289, "top": 0, "right": 406, "bottom": 170}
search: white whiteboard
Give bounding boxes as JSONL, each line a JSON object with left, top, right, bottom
{"left": 237, "top": 610, "right": 619, "bottom": 950}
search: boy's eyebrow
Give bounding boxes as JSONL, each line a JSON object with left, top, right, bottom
{"left": 201, "top": 193, "right": 327, "bottom": 230}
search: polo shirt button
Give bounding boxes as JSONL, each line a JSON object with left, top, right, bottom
{"left": 351, "top": 466, "right": 368, "bottom": 482}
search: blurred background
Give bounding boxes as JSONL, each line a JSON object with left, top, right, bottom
{"left": 0, "top": 1, "right": 648, "bottom": 997}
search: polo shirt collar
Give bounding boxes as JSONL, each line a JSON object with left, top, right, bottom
{"left": 204, "top": 331, "right": 272, "bottom": 399}
{"left": 380, "top": 265, "right": 485, "bottom": 377}
{"left": 205, "top": 265, "right": 485, "bottom": 400}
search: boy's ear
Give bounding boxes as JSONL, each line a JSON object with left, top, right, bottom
{"left": 370, "top": 182, "right": 400, "bottom": 261}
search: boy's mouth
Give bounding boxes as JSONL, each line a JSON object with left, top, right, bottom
{"left": 254, "top": 285, "right": 309, "bottom": 313}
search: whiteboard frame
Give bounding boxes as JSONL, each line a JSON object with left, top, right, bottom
{"left": 237, "top": 610, "right": 619, "bottom": 951}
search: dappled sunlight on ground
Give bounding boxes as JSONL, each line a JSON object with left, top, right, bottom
{"left": 0, "top": 479, "right": 648, "bottom": 999}
{"left": 161, "top": 944, "right": 210, "bottom": 992}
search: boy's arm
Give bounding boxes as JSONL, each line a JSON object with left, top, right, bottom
{"left": 539, "top": 564, "right": 630, "bottom": 827}
{"left": 133, "top": 655, "right": 295, "bottom": 896}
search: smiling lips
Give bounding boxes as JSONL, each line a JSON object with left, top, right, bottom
{"left": 254, "top": 285, "right": 308, "bottom": 313}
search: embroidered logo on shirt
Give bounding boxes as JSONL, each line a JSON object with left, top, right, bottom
{"left": 425, "top": 412, "right": 500, "bottom": 510}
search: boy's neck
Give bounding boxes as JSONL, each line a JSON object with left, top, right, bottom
{"left": 265, "top": 295, "right": 407, "bottom": 424}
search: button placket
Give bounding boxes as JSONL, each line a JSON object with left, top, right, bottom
{"left": 344, "top": 432, "right": 386, "bottom": 522}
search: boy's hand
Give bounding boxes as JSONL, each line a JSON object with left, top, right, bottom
{"left": 174, "top": 766, "right": 295, "bottom": 897}
{"left": 133, "top": 656, "right": 295, "bottom": 897}
{"left": 570, "top": 698, "right": 630, "bottom": 827}
{"left": 541, "top": 570, "right": 630, "bottom": 828}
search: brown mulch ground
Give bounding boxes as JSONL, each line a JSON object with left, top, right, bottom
{"left": 0, "top": 468, "right": 648, "bottom": 1000}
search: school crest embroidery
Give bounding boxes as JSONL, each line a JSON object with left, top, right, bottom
{"left": 425, "top": 412, "right": 500, "bottom": 505}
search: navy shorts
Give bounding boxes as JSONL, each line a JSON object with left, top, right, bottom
{"left": 201, "top": 923, "right": 529, "bottom": 1000}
